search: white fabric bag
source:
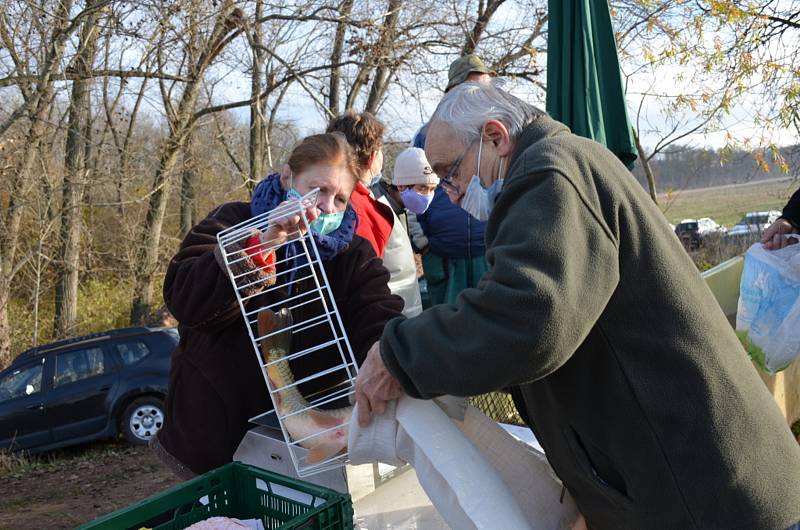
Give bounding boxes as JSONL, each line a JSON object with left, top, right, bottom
{"left": 737, "top": 241, "right": 800, "bottom": 372}
{"left": 349, "top": 396, "right": 581, "bottom": 530}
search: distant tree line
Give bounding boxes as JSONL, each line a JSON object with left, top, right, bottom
{"left": 631, "top": 144, "right": 800, "bottom": 192}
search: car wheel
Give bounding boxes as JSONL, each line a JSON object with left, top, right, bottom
{"left": 121, "top": 397, "right": 165, "bottom": 445}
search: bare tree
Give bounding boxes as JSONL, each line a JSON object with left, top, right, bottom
{"left": 54, "top": 0, "right": 106, "bottom": 338}
{"left": 0, "top": 0, "right": 79, "bottom": 359}
{"left": 328, "top": 0, "right": 354, "bottom": 115}
{"left": 247, "top": 0, "right": 267, "bottom": 190}
{"left": 179, "top": 131, "right": 198, "bottom": 237}
{"left": 130, "top": 0, "right": 245, "bottom": 324}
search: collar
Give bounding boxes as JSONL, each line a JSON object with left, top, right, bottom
{"left": 354, "top": 181, "right": 372, "bottom": 196}
{"left": 509, "top": 114, "right": 571, "bottom": 169}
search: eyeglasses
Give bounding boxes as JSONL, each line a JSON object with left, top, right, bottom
{"left": 440, "top": 139, "right": 476, "bottom": 195}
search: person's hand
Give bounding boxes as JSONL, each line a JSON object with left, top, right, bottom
{"left": 355, "top": 341, "right": 404, "bottom": 427}
{"left": 761, "top": 218, "right": 799, "bottom": 250}
{"left": 261, "top": 200, "right": 320, "bottom": 247}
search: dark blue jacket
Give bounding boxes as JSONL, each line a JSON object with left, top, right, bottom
{"left": 416, "top": 186, "right": 487, "bottom": 259}
{"left": 413, "top": 126, "right": 487, "bottom": 259}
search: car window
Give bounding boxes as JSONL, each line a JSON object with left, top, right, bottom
{"left": 0, "top": 364, "right": 43, "bottom": 403}
{"left": 115, "top": 340, "right": 151, "bottom": 366}
{"left": 54, "top": 347, "right": 105, "bottom": 387}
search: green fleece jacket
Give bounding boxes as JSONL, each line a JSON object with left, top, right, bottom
{"left": 380, "top": 115, "right": 800, "bottom": 530}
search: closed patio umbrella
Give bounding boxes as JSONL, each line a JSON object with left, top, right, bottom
{"left": 546, "top": 0, "right": 637, "bottom": 169}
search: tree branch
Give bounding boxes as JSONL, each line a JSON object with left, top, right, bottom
{"left": 192, "top": 60, "right": 359, "bottom": 121}
{"left": 0, "top": 69, "right": 192, "bottom": 87}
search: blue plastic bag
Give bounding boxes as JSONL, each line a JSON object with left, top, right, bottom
{"left": 737, "top": 240, "right": 800, "bottom": 373}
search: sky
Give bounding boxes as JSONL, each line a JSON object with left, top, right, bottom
{"left": 211, "top": 52, "right": 798, "bottom": 158}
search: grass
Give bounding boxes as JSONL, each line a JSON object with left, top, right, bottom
{"left": 0, "top": 438, "right": 132, "bottom": 479}
{"left": 658, "top": 177, "right": 797, "bottom": 227}
{"left": 0, "top": 448, "right": 39, "bottom": 475}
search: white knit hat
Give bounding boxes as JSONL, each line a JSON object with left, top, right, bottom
{"left": 392, "top": 147, "right": 440, "bottom": 186}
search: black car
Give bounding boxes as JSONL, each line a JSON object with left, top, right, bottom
{"left": 674, "top": 220, "right": 701, "bottom": 250}
{"left": 0, "top": 326, "right": 177, "bottom": 453}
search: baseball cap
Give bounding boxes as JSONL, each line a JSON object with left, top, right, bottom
{"left": 446, "top": 54, "right": 493, "bottom": 91}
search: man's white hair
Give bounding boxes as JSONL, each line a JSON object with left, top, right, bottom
{"left": 430, "top": 79, "right": 545, "bottom": 145}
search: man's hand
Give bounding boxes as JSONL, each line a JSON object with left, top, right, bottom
{"left": 761, "top": 218, "right": 799, "bottom": 250}
{"left": 355, "top": 342, "right": 404, "bottom": 427}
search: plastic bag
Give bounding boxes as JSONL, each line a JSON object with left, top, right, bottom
{"left": 349, "top": 397, "right": 581, "bottom": 530}
{"left": 736, "top": 240, "right": 800, "bottom": 373}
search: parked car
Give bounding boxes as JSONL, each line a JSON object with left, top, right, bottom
{"left": 674, "top": 217, "right": 726, "bottom": 249}
{"left": 697, "top": 217, "right": 728, "bottom": 236}
{"left": 0, "top": 326, "right": 177, "bottom": 453}
{"left": 675, "top": 220, "right": 702, "bottom": 249}
{"left": 727, "top": 211, "right": 782, "bottom": 239}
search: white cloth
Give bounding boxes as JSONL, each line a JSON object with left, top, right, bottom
{"left": 377, "top": 196, "right": 423, "bottom": 317}
{"left": 349, "top": 397, "right": 580, "bottom": 530}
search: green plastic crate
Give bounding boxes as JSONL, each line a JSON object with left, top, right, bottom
{"left": 77, "top": 462, "right": 353, "bottom": 530}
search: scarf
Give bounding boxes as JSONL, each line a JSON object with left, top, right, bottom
{"left": 250, "top": 174, "right": 357, "bottom": 294}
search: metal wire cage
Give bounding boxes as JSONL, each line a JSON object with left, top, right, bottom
{"left": 469, "top": 392, "right": 525, "bottom": 426}
{"left": 216, "top": 189, "right": 357, "bottom": 478}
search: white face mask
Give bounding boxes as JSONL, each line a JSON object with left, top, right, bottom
{"left": 459, "top": 132, "right": 505, "bottom": 222}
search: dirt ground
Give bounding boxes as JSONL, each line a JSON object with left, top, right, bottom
{"left": 0, "top": 439, "right": 180, "bottom": 529}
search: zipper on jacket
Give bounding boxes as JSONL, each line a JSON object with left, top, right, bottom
{"left": 467, "top": 216, "right": 472, "bottom": 259}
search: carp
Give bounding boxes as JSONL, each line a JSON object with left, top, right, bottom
{"left": 257, "top": 308, "right": 351, "bottom": 465}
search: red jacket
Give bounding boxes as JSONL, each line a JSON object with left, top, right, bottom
{"left": 349, "top": 182, "right": 393, "bottom": 258}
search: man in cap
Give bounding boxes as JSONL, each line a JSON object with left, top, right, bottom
{"left": 391, "top": 147, "right": 440, "bottom": 216}
{"left": 445, "top": 53, "right": 493, "bottom": 92}
{"left": 411, "top": 55, "right": 494, "bottom": 307}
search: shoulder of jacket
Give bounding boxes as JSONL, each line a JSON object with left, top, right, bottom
{"left": 208, "top": 201, "right": 251, "bottom": 221}
{"left": 344, "top": 235, "right": 379, "bottom": 260}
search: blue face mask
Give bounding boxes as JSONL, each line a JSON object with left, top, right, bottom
{"left": 370, "top": 172, "right": 382, "bottom": 188}
{"left": 309, "top": 211, "right": 345, "bottom": 235}
{"left": 459, "top": 133, "right": 506, "bottom": 222}
{"left": 286, "top": 187, "right": 345, "bottom": 236}
{"left": 400, "top": 188, "right": 435, "bottom": 215}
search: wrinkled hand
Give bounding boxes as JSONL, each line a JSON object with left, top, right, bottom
{"left": 761, "top": 218, "right": 798, "bottom": 250}
{"left": 261, "top": 200, "right": 319, "bottom": 247}
{"left": 355, "top": 342, "right": 404, "bottom": 427}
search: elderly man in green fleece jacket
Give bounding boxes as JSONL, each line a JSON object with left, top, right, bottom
{"left": 354, "top": 80, "right": 800, "bottom": 530}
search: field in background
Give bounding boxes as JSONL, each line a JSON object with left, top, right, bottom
{"left": 658, "top": 177, "right": 797, "bottom": 227}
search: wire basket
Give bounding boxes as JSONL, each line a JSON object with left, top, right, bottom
{"left": 217, "top": 189, "right": 357, "bottom": 478}
{"left": 469, "top": 392, "right": 525, "bottom": 426}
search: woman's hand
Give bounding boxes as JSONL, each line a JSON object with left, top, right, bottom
{"left": 761, "top": 218, "right": 799, "bottom": 250}
{"left": 261, "top": 201, "right": 320, "bottom": 248}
